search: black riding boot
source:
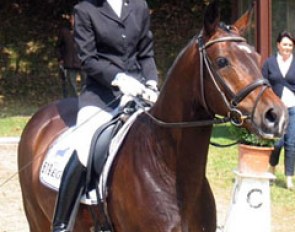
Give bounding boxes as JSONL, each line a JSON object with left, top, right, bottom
{"left": 52, "top": 151, "right": 86, "bottom": 232}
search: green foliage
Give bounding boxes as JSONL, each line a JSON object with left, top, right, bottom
{"left": 229, "top": 126, "right": 276, "bottom": 147}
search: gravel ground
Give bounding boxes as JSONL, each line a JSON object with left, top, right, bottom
{"left": 0, "top": 144, "right": 29, "bottom": 232}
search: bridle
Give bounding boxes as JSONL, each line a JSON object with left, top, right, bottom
{"left": 143, "top": 32, "right": 270, "bottom": 128}
{"left": 197, "top": 33, "right": 270, "bottom": 127}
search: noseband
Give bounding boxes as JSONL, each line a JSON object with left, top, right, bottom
{"left": 198, "top": 34, "right": 270, "bottom": 126}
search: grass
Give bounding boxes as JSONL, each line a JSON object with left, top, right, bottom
{"left": 0, "top": 99, "right": 41, "bottom": 137}
{"left": 0, "top": 116, "right": 30, "bottom": 137}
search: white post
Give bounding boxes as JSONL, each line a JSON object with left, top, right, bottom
{"left": 223, "top": 171, "right": 275, "bottom": 232}
{"left": 222, "top": 144, "right": 275, "bottom": 232}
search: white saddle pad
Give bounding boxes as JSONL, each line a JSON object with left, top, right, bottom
{"left": 40, "top": 128, "right": 75, "bottom": 190}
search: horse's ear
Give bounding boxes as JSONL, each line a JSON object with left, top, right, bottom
{"left": 203, "top": 0, "right": 220, "bottom": 37}
{"left": 233, "top": 1, "right": 255, "bottom": 35}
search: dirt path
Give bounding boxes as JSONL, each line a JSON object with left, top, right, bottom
{"left": 0, "top": 144, "right": 29, "bottom": 232}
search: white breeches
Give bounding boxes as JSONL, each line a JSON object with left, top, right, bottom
{"left": 74, "top": 106, "right": 115, "bottom": 166}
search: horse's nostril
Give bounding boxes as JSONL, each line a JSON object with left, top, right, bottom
{"left": 265, "top": 108, "right": 277, "bottom": 124}
{"left": 263, "top": 107, "right": 287, "bottom": 137}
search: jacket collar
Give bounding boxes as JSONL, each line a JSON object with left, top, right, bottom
{"left": 97, "top": 0, "right": 132, "bottom": 23}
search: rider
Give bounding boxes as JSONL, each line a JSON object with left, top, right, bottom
{"left": 52, "top": 0, "right": 158, "bottom": 231}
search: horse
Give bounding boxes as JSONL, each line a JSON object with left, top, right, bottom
{"left": 18, "top": 1, "right": 287, "bottom": 231}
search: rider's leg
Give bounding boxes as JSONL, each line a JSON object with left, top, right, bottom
{"left": 52, "top": 151, "right": 85, "bottom": 232}
{"left": 75, "top": 106, "right": 114, "bottom": 166}
{"left": 52, "top": 106, "right": 114, "bottom": 231}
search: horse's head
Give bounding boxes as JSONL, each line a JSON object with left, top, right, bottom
{"left": 200, "top": 0, "right": 287, "bottom": 138}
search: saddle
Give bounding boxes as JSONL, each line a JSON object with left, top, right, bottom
{"left": 82, "top": 104, "right": 140, "bottom": 232}
{"left": 82, "top": 115, "right": 124, "bottom": 232}
{"left": 85, "top": 115, "right": 123, "bottom": 198}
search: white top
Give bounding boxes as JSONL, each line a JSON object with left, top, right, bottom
{"left": 277, "top": 53, "right": 295, "bottom": 108}
{"left": 107, "top": 0, "right": 123, "bottom": 17}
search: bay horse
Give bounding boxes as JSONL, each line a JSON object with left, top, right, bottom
{"left": 18, "top": 1, "right": 287, "bottom": 231}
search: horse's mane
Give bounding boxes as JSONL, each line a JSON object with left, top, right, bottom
{"left": 165, "top": 38, "right": 196, "bottom": 79}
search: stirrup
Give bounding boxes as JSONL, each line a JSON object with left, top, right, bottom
{"left": 52, "top": 223, "right": 69, "bottom": 232}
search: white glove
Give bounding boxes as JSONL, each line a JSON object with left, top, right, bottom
{"left": 112, "top": 73, "right": 145, "bottom": 97}
{"left": 142, "top": 87, "right": 159, "bottom": 103}
{"left": 145, "top": 80, "right": 158, "bottom": 92}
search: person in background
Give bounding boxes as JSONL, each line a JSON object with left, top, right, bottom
{"left": 51, "top": 0, "right": 159, "bottom": 231}
{"left": 262, "top": 31, "right": 295, "bottom": 190}
{"left": 56, "top": 13, "right": 85, "bottom": 98}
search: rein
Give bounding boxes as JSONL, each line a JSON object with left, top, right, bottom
{"left": 143, "top": 110, "right": 230, "bottom": 128}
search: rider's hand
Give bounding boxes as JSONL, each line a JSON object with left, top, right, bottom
{"left": 145, "top": 80, "right": 158, "bottom": 92}
{"left": 143, "top": 80, "right": 159, "bottom": 103}
{"left": 142, "top": 87, "right": 158, "bottom": 103}
{"left": 112, "top": 73, "right": 145, "bottom": 97}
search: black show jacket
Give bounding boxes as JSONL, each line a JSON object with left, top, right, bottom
{"left": 74, "top": 0, "right": 158, "bottom": 99}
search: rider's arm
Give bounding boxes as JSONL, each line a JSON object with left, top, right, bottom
{"left": 74, "top": 4, "right": 122, "bottom": 87}
{"left": 136, "top": 2, "right": 158, "bottom": 85}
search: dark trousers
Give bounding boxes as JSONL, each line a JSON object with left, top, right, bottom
{"left": 269, "top": 107, "right": 295, "bottom": 176}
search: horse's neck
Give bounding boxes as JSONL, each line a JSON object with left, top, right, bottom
{"left": 152, "top": 38, "right": 219, "bottom": 170}
{"left": 149, "top": 39, "right": 213, "bottom": 198}
{"left": 152, "top": 40, "right": 210, "bottom": 129}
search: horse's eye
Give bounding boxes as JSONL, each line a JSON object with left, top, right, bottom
{"left": 216, "top": 57, "right": 229, "bottom": 69}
